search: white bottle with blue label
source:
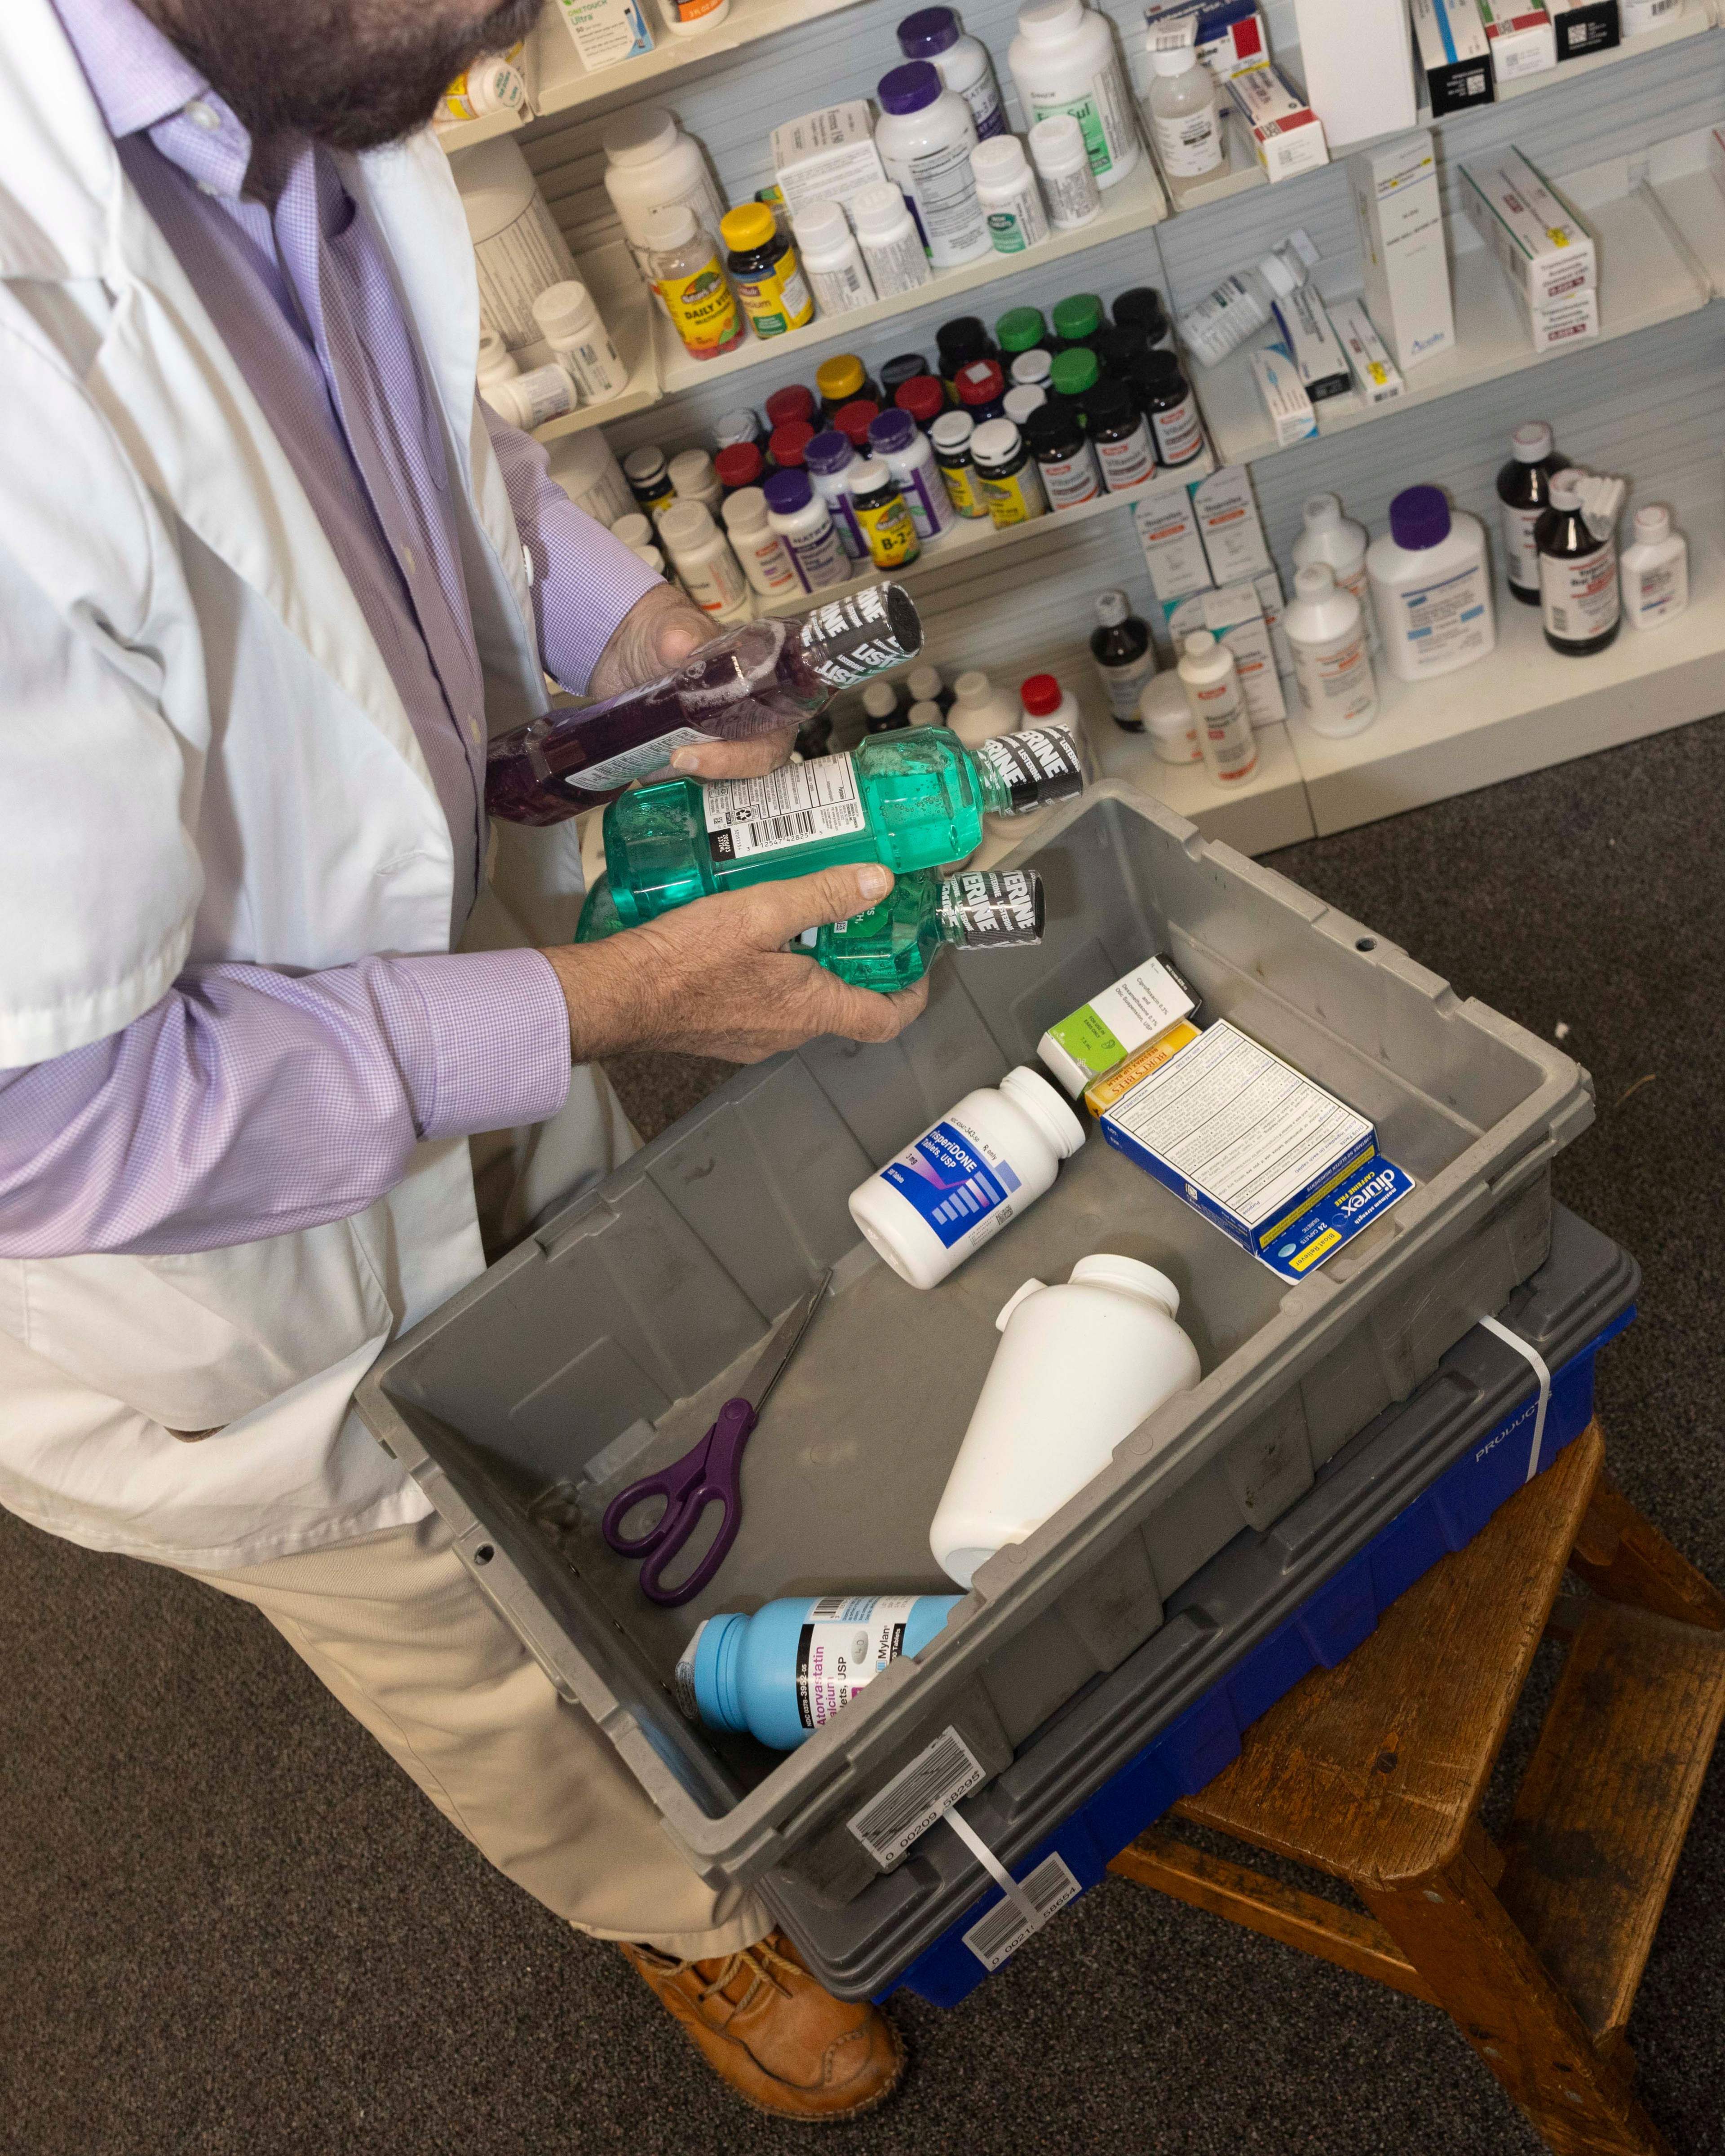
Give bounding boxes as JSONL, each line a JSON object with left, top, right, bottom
{"left": 848, "top": 1067, "right": 1085, "bottom": 1289}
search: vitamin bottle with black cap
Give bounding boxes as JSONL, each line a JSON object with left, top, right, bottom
{"left": 1112, "top": 286, "right": 1173, "bottom": 351}
{"left": 937, "top": 314, "right": 997, "bottom": 392}
{"left": 1132, "top": 350, "right": 1204, "bottom": 468}
{"left": 1025, "top": 398, "right": 1100, "bottom": 508}
{"left": 1082, "top": 378, "right": 1155, "bottom": 491}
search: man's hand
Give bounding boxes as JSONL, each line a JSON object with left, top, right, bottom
{"left": 540, "top": 863, "right": 928, "bottom": 1064}
{"left": 587, "top": 583, "right": 802, "bottom": 782}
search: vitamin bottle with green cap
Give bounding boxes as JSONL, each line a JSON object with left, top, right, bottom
{"left": 996, "top": 305, "right": 1049, "bottom": 360}
{"left": 1049, "top": 345, "right": 1099, "bottom": 402}
{"left": 721, "top": 202, "right": 814, "bottom": 337}
{"left": 1051, "top": 292, "right": 1103, "bottom": 351}
{"left": 592, "top": 718, "right": 1086, "bottom": 923}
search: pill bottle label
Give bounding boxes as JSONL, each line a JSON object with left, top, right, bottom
{"left": 1292, "top": 634, "right": 1373, "bottom": 723}
{"left": 978, "top": 461, "right": 1048, "bottom": 526}
{"left": 1634, "top": 560, "right": 1683, "bottom": 619}
{"left": 1502, "top": 502, "right": 1544, "bottom": 590}
{"left": 895, "top": 461, "right": 955, "bottom": 540}
{"left": 960, "top": 75, "right": 1007, "bottom": 141}
{"left": 887, "top": 139, "right": 988, "bottom": 263}
{"left": 855, "top": 490, "right": 922, "bottom": 567}
{"left": 986, "top": 206, "right": 1031, "bottom": 252}
{"left": 1389, "top": 561, "right": 1492, "bottom": 671}
{"left": 879, "top": 1115, "right": 1022, "bottom": 1248}
{"left": 560, "top": 331, "right": 628, "bottom": 401}
{"left": 1150, "top": 393, "right": 1204, "bottom": 467}
{"left": 795, "top": 1596, "right": 922, "bottom": 1729}
{"left": 733, "top": 257, "right": 813, "bottom": 337}
{"left": 677, "top": 544, "right": 749, "bottom": 614}
{"left": 473, "top": 195, "right": 576, "bottom": 348}
{"left": 861, "top": 225, "right": 933, "bottom": 298}
{"left": 1041, "top": 162, "right": 1099, "bottom": 226}
{"left": 1028, "top": 73, "right": 1134, "bottom": 177}
{"left": 936, "top": 453, "right": 986, "bottom": 518}
{"left": 739, "top": 531, "right": 801, "bottom": 594}
{"left": 510, "top": 363, "right": 578, "bottom": 427}
{"left": 1096, "top": 651, "right": 1156, "bottom": 722}
{"left": 1541, "top": 545, "right": 1619, "bottom": 643}
{"left": 565, "top": 725, "right": 719, "bottom": 792}
{"left": 703, "top": 757, "right": 867, "bottom": 859}
{"left": 1151, "top": 106, "right": 1221, "bottom": 177}
{"left": 1038, "top": 442, "right": 1101, "bottom": 508}
{"left": 1193, "top": 681, "right": 1256, "bottom": 779}
{"left": 656, "top": 259, "right": 742, "bottom": 359}
{"left": 1094, "top": 421, "right": 1156, "bottom": 491}
{"left": 807, "top": 258, "right": 872, "bottom": 314}
{"left": 785, "top": 519, "right": 851, "bottom": 590}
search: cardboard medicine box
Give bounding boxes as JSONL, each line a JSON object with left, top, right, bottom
{"left": 1329, "top": 297, "right": 1405, "bottom": 401}
{"left": 1410, "top": 0, "right": 1495, "bottom": 111}
{"left": 1548, "top": 0, "right": 1620, "bottom": 58}
{"left": 553, "top": 0, "right": 654, "bottom": 71}
{"left": 1097, "top": 1020, "right": 1413, "bottom": 1280}
{"left": 1143, "top": 0, "right": 1274, "bottom": 76}
{"left": 1037, "top": 956, "right": 1199, "bottom": 1096}
{"left": 771, "top": 104, "right": 888, "bottom": 216}
{"left": 1350, "top": 130, "right": 1455, "bottom": 372}
{"left": 1271, "top": 283, "right": 1351, "bottom": 400}
{"left": 1226, "top": 64, "right": 1330, "bottom": 182}
{"left": 1250, "top": 345, "right": 1318, "bottom": 445}
{"left": 1460, "top": 147, "right": 1596, "bottom": 308}
{"left": 1478, "top": 0, "right": 1558, "bottom": 78}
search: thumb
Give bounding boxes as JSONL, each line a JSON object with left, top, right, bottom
{"left": 735, "top": 861, "right": 895, "bottom": 947}
{"left": 653, "top": 603, "right": 718, "bottom": 671}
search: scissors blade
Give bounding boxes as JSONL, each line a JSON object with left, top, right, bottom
{"left": 737, "top": 1269, "right": 832, "bottom": 1417}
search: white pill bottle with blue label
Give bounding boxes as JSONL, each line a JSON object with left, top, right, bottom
{"left": 849, "top": 1067, "right": 1084, "bottom": 1288}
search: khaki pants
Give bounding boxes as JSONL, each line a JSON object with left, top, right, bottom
{"left": 181, "top": 1507, "right": 771, "bottom": 1959}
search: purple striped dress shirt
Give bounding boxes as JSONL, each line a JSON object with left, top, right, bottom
{"left": 0, "top": 0, "right": 661, "bottom": 1260}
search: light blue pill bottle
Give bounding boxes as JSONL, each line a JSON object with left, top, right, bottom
{"left": 677, "top": 1593, "right": 962, "bottom": 1751}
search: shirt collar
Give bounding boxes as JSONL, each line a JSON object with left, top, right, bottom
{"left": 51, "top": 0, "right": 213, "bottom": 139}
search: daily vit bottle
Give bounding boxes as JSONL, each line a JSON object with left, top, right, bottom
{"left": 1535, "top": 470, "right": 1621, "bottom": 657}
{"left": 850, "top": 1065, "right": 1086, "bottom": 1289}
{"left": 1147, "top": 40, "right": 1223, "bottom": 179}
{"left": 898, "top": 4, "right": 1008, "bottom": 139}
{"left": 677, "top": 1595, "right": 962, "bottom": 1750}
{"left": 875, "top": 60, "right": 991, "bottom": 270}
{"left": 1619, "top": 504, "right": 1689, "bottom": 631}
{"left": 1367, "top": 486, "right": 1496, "bottom": 682}
{"left": 1283, "top": 563, "right": 1378, "bottom": 737}
{"left": 1009, "top": 0, "right": 1141, "bottom": 189}
{"left": 486, "top": 585, "right": 922, "bottom": 820}
{"left": 641, "top": 204, "right": 743, "bottom": 362}
{"left": 599, "top": 721, "right": 1085, "bottom": 924}
{"left": 1293, "top": 493, "right": 1377, "bottom": 650}
{"left": 1496, "top": 422, "right": 1566, "bottom": 606}
{"left": 721, "top": 202, "right": 814, "bottom": 337}
{"left": 1178, "top": 630, "right": 1257, "bottom": 782}
{"left": 807, "top": 864, "right": 1044, "bottom": 987}
{"left": 1090, "top": 589, "right": 1155, "bottom": 729}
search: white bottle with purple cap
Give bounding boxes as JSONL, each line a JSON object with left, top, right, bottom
{"left": 804, "top": 430, "right": 869, "bottom": 561}
{"left": 762, "top": 468, "right": 852, "bottom": 592}
{"left": 868, "top": 408, "right": 957, "bottom": 541}
{"left": 875, "top": 59, "right": 991, "bottom": 270}
{"left": 896, "top": 6, "right": 1007, "bottom": 138}
{"left": 1366, "top": 485, "right": 1496, "bottom": 683}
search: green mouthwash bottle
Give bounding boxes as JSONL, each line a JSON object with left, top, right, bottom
{"left": 599, "top": 724, "right": 1084, "bottom": 927}
{"left": 806, "top": 867, "right": 1044, "bottom": 987}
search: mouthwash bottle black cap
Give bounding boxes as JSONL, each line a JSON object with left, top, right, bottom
{"left": 937, "top": 315, "right": 994, "bottom": 371}
{"left": 940, "top": 868, "right": 1045, "bottom": 947}
{"left": 1112, "top": 286, "right": 1169, "bottom": 341}
{"left": 976, "top": 724, "right": 1086, "bottom": 811}
{"left": 800, "top": 584, "right": 924, "bottom": 687}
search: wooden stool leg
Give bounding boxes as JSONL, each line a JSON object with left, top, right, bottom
{"left": 1359, "top": 1841, "right": 1672, "bottom": 2156}
{"left": 1570, "top": 1475, "right": 1725, "bottom": 1632}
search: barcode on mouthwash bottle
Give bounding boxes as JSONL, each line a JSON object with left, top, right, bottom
{"left": 704, "top": 759, "right": 868, "bottom": 861}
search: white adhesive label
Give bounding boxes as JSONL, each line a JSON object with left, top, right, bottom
{"left": 795, "top": 1594, "right": 921, "bottom": 1730}
{"left": 1152, "top": 105, "right": 1223, "bottom": 177}
{"left": 961, "top": 1853, "right": 1083, "bottom": 1970}
{"left": 1190, "top": 678, "right": 1256, "bottom": 779}
{"left": 1095, "top": 649, "right": 1157, "bottom": 722}
{"left": 1024, "top": 62, "right": 1137, "bottom": 178}
{"left": 881, "top": 137, "right": 987, "bottom": 266}
{"left": 473, "top": 196, "right": 576, "bottom": 349}
{"left": 1632, "top": 560, "right": 1685, "bottom": 620}
{"left": 1040, "top": 161, "right": 1100, "bottom": 227}
{"left": 1503, "top": 502, "right": 1544, "bottom": 591}
{"left": 703, "top": 757, "right": 867, "bottom": 859}
{"left": 1541, "top": 542, "right": 1619, "bottom": 643}
{"left": 847, "top": 1726, "right": 988, "bottom": 1867}
{"left": 510, "top": 363, "right": 578, "bottom": 428}
{"left": 564, "top": 725, "right": 717, "bottom": 791}
{"left": 1292, "top": 632, "right": 1374, "bottom": 725}
{"left": 1388, "top": 561, "right": 1493, "bottom": 672}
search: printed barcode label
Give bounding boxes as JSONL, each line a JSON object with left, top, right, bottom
{"left": 847, "top": 1727, "right": 987, "bottom": 1868}
{"left": 703, "top": 757, "right": 867, "bottom": 861}
{"left": 961, "top": 1853, "right": 1083, "bottom": 1972}
{"left": 809, "top": 1594, "right": 848, "bottom": 1618}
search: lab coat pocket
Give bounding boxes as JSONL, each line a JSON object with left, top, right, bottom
{"left": 10, "top": 1211, "right": 398, "bottom": 1433}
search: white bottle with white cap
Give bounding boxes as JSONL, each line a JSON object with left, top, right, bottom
{"left": 657, "top": 500, "right": 752, "bottom": 618}
{"left": 475, "top": 336, "right": 576, "bottom": 431}
{"left": 451, "top": 136, "right": 580, "bottom": 351}
{"left": 1147, "top": 40, "right": 1222, "bottom": 179}
{"left": 668, "top": 447, "right": 724, "bottom": 515}
{"left": 602, "top": 107, "right": 727, "bottom": 286}
{"left": 948, "top": 669, "right": 1022, "bottom": 748}
{"left": 1177, "top": 247, "right": 1304, "bottom": 369}
{"left": 532, "top": 282, "right": 629, "bottom": 404}
{"left": 609, "top": 513, "right": 656, "bottom": 553}
{"left": 720, "top": 489, "right": 801, "bottom": 598}
{"left": 850, "top": 182, "right": 936, "bottom": 298}
{"left": 546, "top": 426, "right": 634, "bottom": 527}
{"left": 1028, "top": 113, "right": 1102, "bottom": 230}
{"left": 929, "top": 1253, "right": 1200, "bottom": 1587}
{"left": 1139, "top": 674, "right": 1202, "bottom": 764}
{"left": 1619, "top": 504, "right": 1689, "bottom": 631}
{"left": 792, "top": 199, "right": 877, "bottom": 315}
{"left": 1177, "top": 631, "right": 1257, "bottom": 781}
{"left": 970, "top": 135, "right": 1050, "bottom": 254}
{"left": 1008, "top": 0, "right": 1141, "bottom": 188}
{"left": 1293, "top": 493, "right": 1378, "bottom": 652}
{"left": 1283, "top": 564, "right": 1378, "bottom": 737}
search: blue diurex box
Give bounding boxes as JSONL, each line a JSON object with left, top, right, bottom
{"left": 1098, "top": 1020, "right": 1412, "bottom": 1280}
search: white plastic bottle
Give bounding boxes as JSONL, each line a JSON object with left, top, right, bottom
{"left": 1367, "top": 486, "right": 1496, "bottom": 683}
{"left": 1177, "top": 247, "right": 1303, "bottom": 370}
{"left": 1147, "top": 42, "right": 1223, "bottom": 180}
{"left": 1003, "top": 384, "right": 1047, "bottom": 427}
{"left": 545, "top": 426, "right": 634, "bottom": 527}
{"left": 610, "top": 513, "right": 655, "bottom": 552}
{"left": 848, "top": 1067, "right": 1085, "bottom": 1290}
{"left": 868, "top": 408, "right": 957, "bottom": 541}
{"left": 1283, "top": 564, "right": 1378, "bottom": 737}
{"left": 1293, "top": 493, "right": 1378, "bottom": 652}
{"left": 948, "top": 669, "right": 1023, "bottom": 747}
{"left": 875, "top": 61, "right": 991, "bottom": 270}
{"left": 907, "top": 699, "right": 945, "bottom": 726}
{"left": 657, "top": 500, "right": 752, "bottom": 617}
{"left": 475, "top": 342, "right": 576, "bottom": 431}
{"left": 850, "top": 181, "right": 937, "bottom": 299}
{"left": 451, "top": 136, "right": 581, "bottom": 352}
{"left": 1009, "top": 0, "right": 1141, "bottom": 190}
{"left": 1019, "top": 671, "right": 1082, "bottom": 738}
{"left": 532, "top": 282, "right": 629, "bottom": 404}
{"left": 970, "top": 135, "right": 1051, "bottom": 254}
{"left": 1140, "top": 673, "right": 1202, "bottom": 763}
{"left": 1028, "top": 113, "right": 1102, "bottom": 230}
{"left": 790, "top": 199, "right": 877, "bottom": 317}
{"left": 1619, "top": 504, "right": 1689, "bottom": 631}
{"left": 667, "top": 447, "right": 723, "bottom": 515}
{"left": 721, "top": 487, "right": 802, "bottom": 599}
{"left": 898, "top": 6, "right": 1008, "bottom": 140}
{"left": 630, "top": 543, "right": 667, "bottom": 574}
{"left": 929, "top": 1255, "right": 1200, "bottom": 1586}
{"left": 761, "top": 469, "right": 853, "bottom": 592}
{"left": 1178, "top": 631, "right": 1258, "bottom": 781}
{"left": 602, "top": 107, "right": 728, "bottom": 286}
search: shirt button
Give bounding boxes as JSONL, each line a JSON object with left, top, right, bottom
{"left": 401, "top": 544, "right": 418, "bottom": 575}
{"left": 184, "top": 99, "right": 222, "bottom": 131}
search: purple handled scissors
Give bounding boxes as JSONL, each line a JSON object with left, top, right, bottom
{"left": 601, "top": 1271, "right": 831, "bottom": 1607}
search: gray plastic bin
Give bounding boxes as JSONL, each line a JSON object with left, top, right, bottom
{"left": 357, "top": 781, "right": 1592, "bottom": 1908}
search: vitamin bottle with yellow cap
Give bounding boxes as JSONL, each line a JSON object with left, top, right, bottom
{"left": 816, "top": 352, "right": 882, "bottom": 420}
{"left": 721, "top": 203, "right": 814, "bottom": 339}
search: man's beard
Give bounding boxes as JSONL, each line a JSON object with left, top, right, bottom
{"left": 155, "top": 0, "right": 544, "bottom": 152}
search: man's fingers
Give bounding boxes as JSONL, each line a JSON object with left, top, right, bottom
{"left": 730, "top": 862, "right": 895, "bottom": 945}
{"left": 652, "top": 604, "right": 718, "bottom": 671}
{"left": 670, "top": 722, "right": 801, "bottom": 781}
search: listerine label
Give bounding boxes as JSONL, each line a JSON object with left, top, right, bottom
{"left": 978, "top": 726, "right": 1085, "bottom": 810}
{"left": 795, "top": 1595, "right": 921, "bottom": 1729}
{"left": 879, "top": 1115, "right": 1022, "bottom": 1249}
{"left": 802, "top": 585, "right": 919, "bottom": 686}
{"left": 563, "top": 725, "right": 717, "bottom": 792}
{"left": 703, "top": 757, "right": 867, "bottom": 860}
{"left": 942, "top": 870, "right": 1042, "bottom": 947}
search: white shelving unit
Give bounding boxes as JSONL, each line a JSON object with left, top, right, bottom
{"left": 531, "top": 0, "right": 878, "bottom": 120}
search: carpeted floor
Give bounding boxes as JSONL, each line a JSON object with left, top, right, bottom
{"left": 7, "top": 718, "right": 1724, "bottom": 2156}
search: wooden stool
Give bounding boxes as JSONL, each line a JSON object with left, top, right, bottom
{"left": 1109, "top": 1422, "right": 1725, "bottom": 2156}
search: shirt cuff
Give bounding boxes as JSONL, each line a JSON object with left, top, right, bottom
{"left": 381, "top": 950, "right": 571, "bottom": 1139}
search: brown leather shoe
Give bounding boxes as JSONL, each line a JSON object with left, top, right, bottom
{"left": 619, "top": 1929, "right": 905, "bottom": 2121}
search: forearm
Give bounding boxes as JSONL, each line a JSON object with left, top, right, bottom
{"left": 0, "top": 951, "right": 571, "bottom": 1257}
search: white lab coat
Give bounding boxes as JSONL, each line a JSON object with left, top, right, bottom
{"left": 0, "top": 0, "right": 610, "bottom": 1567}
